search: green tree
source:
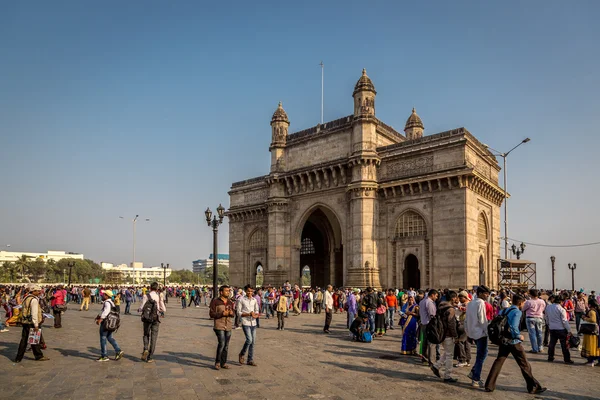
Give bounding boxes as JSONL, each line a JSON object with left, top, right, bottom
{"left": 15, "top": 255, "right": 33, "bottom": 283}
{"left": 204, "top": 264, "right": 229, "bottom": 285}
{"left": 45, "top": 259, "right": 61, "bottom": 282}
{"left": 28, "top": 258, "right": 47, "bottom": 282}
{"left": 1, "top": 261, "right": 18, "bottom": 282}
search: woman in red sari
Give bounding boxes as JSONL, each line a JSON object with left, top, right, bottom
{"left": 332, "top": 291, "right": 339, "bottom": 314}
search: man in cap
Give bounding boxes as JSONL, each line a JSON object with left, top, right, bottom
{"left": 15, "top": 284, "right": 48, "bottom": 362}
{"left": 95, "top": 289, "right": 124, "bottom": 362}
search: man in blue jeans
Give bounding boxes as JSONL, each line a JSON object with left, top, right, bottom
{"left": 522, "top": 289, "right": 546, "bottom": 353}
{"left": 362, "top": 287, "right": 377, "bottom": 335}
{"left": 237, "top": 284, "right": 259, "bottom": 366}
{"left": 465, "top": 285, "right": 490, "bottom": 388}
{"left": 95, "top": 290, "right": 124, "bottom": 362}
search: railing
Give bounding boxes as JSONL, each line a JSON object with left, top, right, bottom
{"left": 377, "top": 127, "right": 468, "bottom": 152}
{"left": 231, "top": 175, "right": 268, "bottom": 188}
{"left": 287, "top": 115, "right": 353, "bottom": 142}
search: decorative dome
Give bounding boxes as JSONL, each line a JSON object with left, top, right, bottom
{"left": 271, "top": 102, "right": 289, "bottom": 124}
{"left": 404, "top": 108, "right": 424, "bottom": 130}
{"left": 353, "top": 68, "right": 376, "bottom": 96}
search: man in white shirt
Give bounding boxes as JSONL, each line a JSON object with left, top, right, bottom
{"left": 323, "top": 285, "right": 334, "bottom": 333}
{"left": 465, "top": 285, "right": 490, "bottom": 388}
{"left": 237, "top": 284, "right": 259, "bottom": 366}
{"left": 545, "top": 295, "right": 573, "bottom": 364}
{"left": 138, "top": 281, "right": 166, "bottom": 363}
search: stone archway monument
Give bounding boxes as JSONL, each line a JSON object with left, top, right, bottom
{"left": 227, "top": 69, "right": 504, "bottom": 289}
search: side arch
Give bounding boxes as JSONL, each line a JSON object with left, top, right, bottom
{"left": 393, "top": 208, "right": 429, "bottom": 289}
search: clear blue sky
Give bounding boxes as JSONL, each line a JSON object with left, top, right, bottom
{"left": 1, "top": 1, "right": 599, "bottom": 290}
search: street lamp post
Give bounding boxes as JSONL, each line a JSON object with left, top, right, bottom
{"left": 120, "top": 215, "right": 150, "bottom": 284}
{"left": 483, "top": 138, "right": 531, "bottom": 259}
{"left": 68, "top": 261, "right": 74, "bottom": 287}
{"left": 161, "top": 263, "right": 169, "bottom": 303}
{"left": 568, "top": 263, "right": 577, "bottom": 292}
{"left": 550, "top": 255, "right": 556, "bottom": 293}
{"left": 205, "top": 204, "right": 225, "bottom": 297}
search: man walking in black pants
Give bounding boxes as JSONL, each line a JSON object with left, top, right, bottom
{"left": 15, "top": 285, "right": 49, "bottom": 362}
{"left": 139, "top": 282, "right": 166, "bottom": 363}
{"left": 545, "top": 294, "right": 574, "bottom": 364}
{"left": 485, "top": 294, "right": 546, "bottom": 394}
{"left": 323, "top": 285, "right": 333, "bottom": 333}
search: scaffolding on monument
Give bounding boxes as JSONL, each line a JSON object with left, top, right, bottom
{"left": 497, "top": 259, "right": 536, "bottom": 291}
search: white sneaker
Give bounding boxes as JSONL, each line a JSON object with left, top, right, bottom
{"left": 0, "top": 329, "right": 9, "bottom": 333}
{"left": 472, "top": 380, "right": 484, "bottom": 388}
{"left": 455, "top": 362, "right": 468, "bottom": 368}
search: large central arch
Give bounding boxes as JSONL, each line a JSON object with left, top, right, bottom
{"left": 297, "top": 206, "right": 343, "bottom": 288}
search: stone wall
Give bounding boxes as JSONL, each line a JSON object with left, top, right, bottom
{"left": 431, "top": 188, "right": 467, "bottom": 288}
{"left": 285, "top": 130, "right": 352, "bottom": 171}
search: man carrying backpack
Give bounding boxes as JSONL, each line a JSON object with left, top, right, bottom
{"left": 485, "top": 294, "right": 546, "bottom": 394}
{"left": 139, "top": 282, "right": 166, "bottom": 363}
{"left": 14, "top": 285, "right": 48, "bottom": 363}
{"left": 430, "top": 291, "right": 459, "bottom": 383}
{"left": 95, "top": 290, "right": 124, "bottom": 362}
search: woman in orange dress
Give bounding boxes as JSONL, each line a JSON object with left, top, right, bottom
{"left": 6, "top": 287, "right": 23, "bottom": 326}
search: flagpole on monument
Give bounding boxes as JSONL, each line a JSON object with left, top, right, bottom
{"left": 320, "top": 61, "right": 324, "bottom": 125}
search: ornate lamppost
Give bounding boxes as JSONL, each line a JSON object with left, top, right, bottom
{"left": 510, "top": 242, "right": 526, "bottom": 259}
{"left": 205, "top": 204, "right": 225, "bottom": 297}
{"left": 550, "top": 255, "right": 556, "bottom": 293}
{"left": 568, "top": 263, "right": 577, "bottom": 292}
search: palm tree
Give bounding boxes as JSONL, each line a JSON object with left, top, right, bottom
{"left": 15, "top": 255, "right": 33, "bottom": 283}
{"left": 1, "top": 261, "right": 17, "bottom": 282}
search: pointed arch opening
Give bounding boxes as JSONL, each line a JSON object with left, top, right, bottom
{"left": 297, "top": 206, "right": 343, "bottom": 288}
{"left": 404, "top": 254, "right": 420, "bottom": 289}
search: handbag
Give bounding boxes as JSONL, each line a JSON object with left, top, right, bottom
{"left": 54, "top": 303, "right": 67, "bottom": 312}
{"left": 567, "top": 333, "right": 581, "bottom": 349}
{"left": 579, "top": 322, "right": 599, "bottom": 336}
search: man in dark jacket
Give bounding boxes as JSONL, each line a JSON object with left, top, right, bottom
{"left": 431, "top": 291, "right": 459, "bottom": 383}
{"left": 361, "top": 287, "right": 378, "bottom": 335}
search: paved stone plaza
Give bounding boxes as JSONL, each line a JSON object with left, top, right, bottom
{"left": 0, "top": 304, "right": 597, "bottom": 400}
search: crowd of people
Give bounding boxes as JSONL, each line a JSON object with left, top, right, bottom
{"left": 1, "top": 281, "right": 599, "bottom": 395}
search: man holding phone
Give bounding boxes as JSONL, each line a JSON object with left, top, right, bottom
{"left": 237, "top": 284, "right": 260, "bottom": 366}
{"left": 209, "top": 285, "right": 234, "bottom": 370}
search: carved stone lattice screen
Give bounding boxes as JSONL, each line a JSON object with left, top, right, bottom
{"left": 395, "top": 211, "right": 427, "bottom": 238}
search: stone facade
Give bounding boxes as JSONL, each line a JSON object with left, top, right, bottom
{"left": 227, "top": 69, "right": 503, "bottom": 290}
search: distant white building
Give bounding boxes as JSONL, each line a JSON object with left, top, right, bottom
{"left": 0, "top": 250, "right": 84, "bottom": 263}
{"left": 101, "top": 262, "right": 172, "bottom": 283}
{"left": 193, "top": 254, "right": 229, "bottom": 274}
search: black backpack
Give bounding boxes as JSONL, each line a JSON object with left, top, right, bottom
{"left": 426, "top": 305, "right": 449, "bottom": 344}
{"left": 488, "top": 308, "right": 516, "bottom": 346}
{"left": 141, "top": 294, "right": 158, "bottom": 323}
{"left": 103, "top": 301, "right": 121, "bottom": 332}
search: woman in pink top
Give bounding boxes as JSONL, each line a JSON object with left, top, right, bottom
{"left": 50, "top": 285, "right": 67, "bottom": 328}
